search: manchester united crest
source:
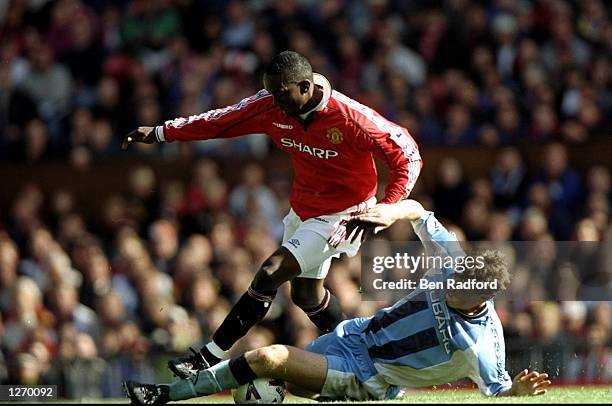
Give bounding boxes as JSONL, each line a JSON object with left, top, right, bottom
{"left": 326, "top": 128, "right": 343, "bottom": 144}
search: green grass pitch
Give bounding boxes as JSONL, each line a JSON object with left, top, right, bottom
{"left": 8, "top": 386, "right": 610, "bottom": 404}
{"left": 195, "top": 387, "right": 612, "bottom": 404}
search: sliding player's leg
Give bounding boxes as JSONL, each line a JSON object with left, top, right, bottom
{"left": 125, "top": 323, "right": 398, "bottom": 404}
{"left": 134, "top": 345, "right": 327, "bottom": 403}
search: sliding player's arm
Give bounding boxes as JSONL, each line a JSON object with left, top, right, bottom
{"left": 471, "top": 333, "right": 550, "bottom": 398}
{"left": 349, "top": 200, "right": 462, "bottom": 258}
{"left": 121, "top": 90, "right": 273, "bottom": 150}
{"left": 496, "top": 370, "right": 551, "bottom": 397}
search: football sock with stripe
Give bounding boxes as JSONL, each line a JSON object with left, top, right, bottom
{"left": 304, "top": 288, "right": 345, "bottom": 333}
{"left": 209, "top": 283, "right": 276, "bottom": 352}
{"left": 199, "top": 342, "right": 224, "bottom": 365}
{"left": 168, "top": 357, "right": 253, "bottom": 400}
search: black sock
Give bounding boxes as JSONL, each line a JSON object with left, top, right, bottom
{"left": 304, "top": 289, "right": 345, "bottom": 333}
{"left": 212, "top": 284, "right": 276, "bottom": 351}
{"left": 228, "top": 355, "right": 258, "bottom": 385}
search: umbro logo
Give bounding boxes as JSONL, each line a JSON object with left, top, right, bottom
{"left": 288, "top": 239, "right": 300, "bottom": 248}
{"left": 273, "top": 122, "right": 293, "bottom": 130}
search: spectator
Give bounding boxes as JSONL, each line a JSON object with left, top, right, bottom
{"left": 16, "top": 42, "right": 73, "bottom": 138}
{"left": 119, "top": 0, "right": 181, "bottom": 56}
{"left": 566, "top": 323, "right": 612, "bottom": 383}
{"left": 19, "top": 228, "right": 57, "bottom": 293}
{"left": 0, "top": 62, "right": 38, "bottom": 159}
{"left": 0, "top": 235, "right": 20, "bottom": 314}
{"left": 432, "top": 157, "right": 470, "bottom": 223}
{"left": 229, "top": 163, "right": 282, "bottom": 240}
{"left": 444, "top": 103, "right": 478, "bottom": 145}
{"left": 47, "top": 282, "right": 99, "bottom": 339}
{"left": 148, "top": 219, "right": 179, "bottom": 274}
{"left": 531, "top": 302, "right": 568, "bottom": 379}
{"left": 61, "top": 332, "right": 106, "bottom": 399}
{"left": 491, "top": 147, "right": 528, "bottom": 214}
{"left": 2, "top": 277, "right": 53, "bottom": 354}
{"left": 531, "top": 142, "right": 583, "bottom": 238}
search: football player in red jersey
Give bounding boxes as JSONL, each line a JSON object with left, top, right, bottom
{"left": 122, "top": 51, "right": 422, "bottom": 378}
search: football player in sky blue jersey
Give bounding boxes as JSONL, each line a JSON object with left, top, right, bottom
{"left": 125, "top": 200, "right": 551, "bottom": 404}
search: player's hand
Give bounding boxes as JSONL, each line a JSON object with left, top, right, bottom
{"left": 509, "top": 369, "right": 551, "bottom": 396}
{"left": 121, "top": 126, "right": 157, "bottom": 150}
{"left": 345, "top": 203, "right": 399, "bottom": 244}
{"left": 345, "top": 219, "right": 376, "bottom": 244}
{"left": 353, "top": 203, "right": 401, "bottom": 230}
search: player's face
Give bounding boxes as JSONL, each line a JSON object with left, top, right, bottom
{"left": 446, "top": 290, "right": 487, "bottom": 311}
{"left": 263, "top": 74, "right": 310, "bottom": 116}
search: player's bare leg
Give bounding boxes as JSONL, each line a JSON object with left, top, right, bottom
{"left": 168, "top": 247, "right": 302, "bottom": 378}
{"left": 132, "top": 345, "right": 327, "bottom": 403}
{"left": 245, "top": 345, "right": 327, "bottom": 394}
{"left": 291, "top": 277, "right": 345, "bottom": 333}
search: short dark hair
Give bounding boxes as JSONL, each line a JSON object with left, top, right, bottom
{"left": 264, "top": 51, "right": 313, "bottom": 83}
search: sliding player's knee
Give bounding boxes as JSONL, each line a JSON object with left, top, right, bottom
{"left": 250, "top": 345, "right": 289, "bottom": 372}
{"left": 291, "top": 288, "right": 322, "bottom": 310}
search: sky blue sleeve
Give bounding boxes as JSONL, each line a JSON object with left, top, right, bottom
{"left": 475, "top": 305, "right": 513, "bottom": 396}
{"left": 410, "top": 211, "right": 465, "bottom": 259}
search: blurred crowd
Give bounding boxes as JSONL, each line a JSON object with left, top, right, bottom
{"left": 0, "top": 0, "right": 611, "bottom": 398}
{"left": 0, "top": 0, "right": 611, "bottom": 164}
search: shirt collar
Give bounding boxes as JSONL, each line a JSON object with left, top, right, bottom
{"left": 299, "top": 73, "right": 332, "bottom": 120}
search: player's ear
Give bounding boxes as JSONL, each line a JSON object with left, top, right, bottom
{"left": 298, "top": 80, "right": 311, "bottom": 95}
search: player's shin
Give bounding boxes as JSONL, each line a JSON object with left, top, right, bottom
{"left": 168, "top": 356, "right": 255, "bottom": 401}
{"left": 210, "top": 283, "right": 276, "bottom": 353}
{"left": 304, "top": 289, "right": 345, "bottom": 333}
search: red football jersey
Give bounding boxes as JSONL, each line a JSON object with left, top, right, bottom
{"left": 157, "top": 74, "right": 422, "bottom": 220}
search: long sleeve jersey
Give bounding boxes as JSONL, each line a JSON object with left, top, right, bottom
{"left": 343, "top": 212, "right": 512, "bottom": 396}
{"left": 156, "top": 73, "right": 422, "bottom": 220}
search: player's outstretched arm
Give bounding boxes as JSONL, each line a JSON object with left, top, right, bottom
{"left": 121, "top": 126, "right": 158, "bottom": 150}
{"left": 357, "top": 199, "right": 426, "bottom": 226}
{"left": 346, "top": 199, "right": 425, "bottom": 243}
{"left": 498, "top": 369, "right": 551, "bottom": 397}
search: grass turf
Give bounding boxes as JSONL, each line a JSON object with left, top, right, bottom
{"left": 8, "top": 386, "right": 610, "bottom": 404}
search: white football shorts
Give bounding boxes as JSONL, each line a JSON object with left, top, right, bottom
{"left": 281, "top": 197, "right": 376, "bottom": 279}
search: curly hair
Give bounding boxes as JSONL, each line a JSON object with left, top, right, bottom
{"left": 451, "top": 248, "right": 510, "bottom": 301}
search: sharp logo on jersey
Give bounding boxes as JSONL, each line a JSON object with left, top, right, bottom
{"left": 326, "top": 127, "right": 343, "bottom": 144}
{"left": 280, "top": 138, "right": 339, "bottom": 159}
{"left": 273, "top": 122, "right": 294, "bottom": 130}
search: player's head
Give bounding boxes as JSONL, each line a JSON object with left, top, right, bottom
{"left": 446, "top": 249, "right": 510, "bottom": 308}
{"left": 263, "top": 51, "right": 314, "bottom": 116}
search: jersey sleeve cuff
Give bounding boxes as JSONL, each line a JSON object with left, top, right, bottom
{"left": 155, "top": 125, "right": 165, "bottom": 142}
{"left": 411, "top": 210, "right": 433, "bottom": 226}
